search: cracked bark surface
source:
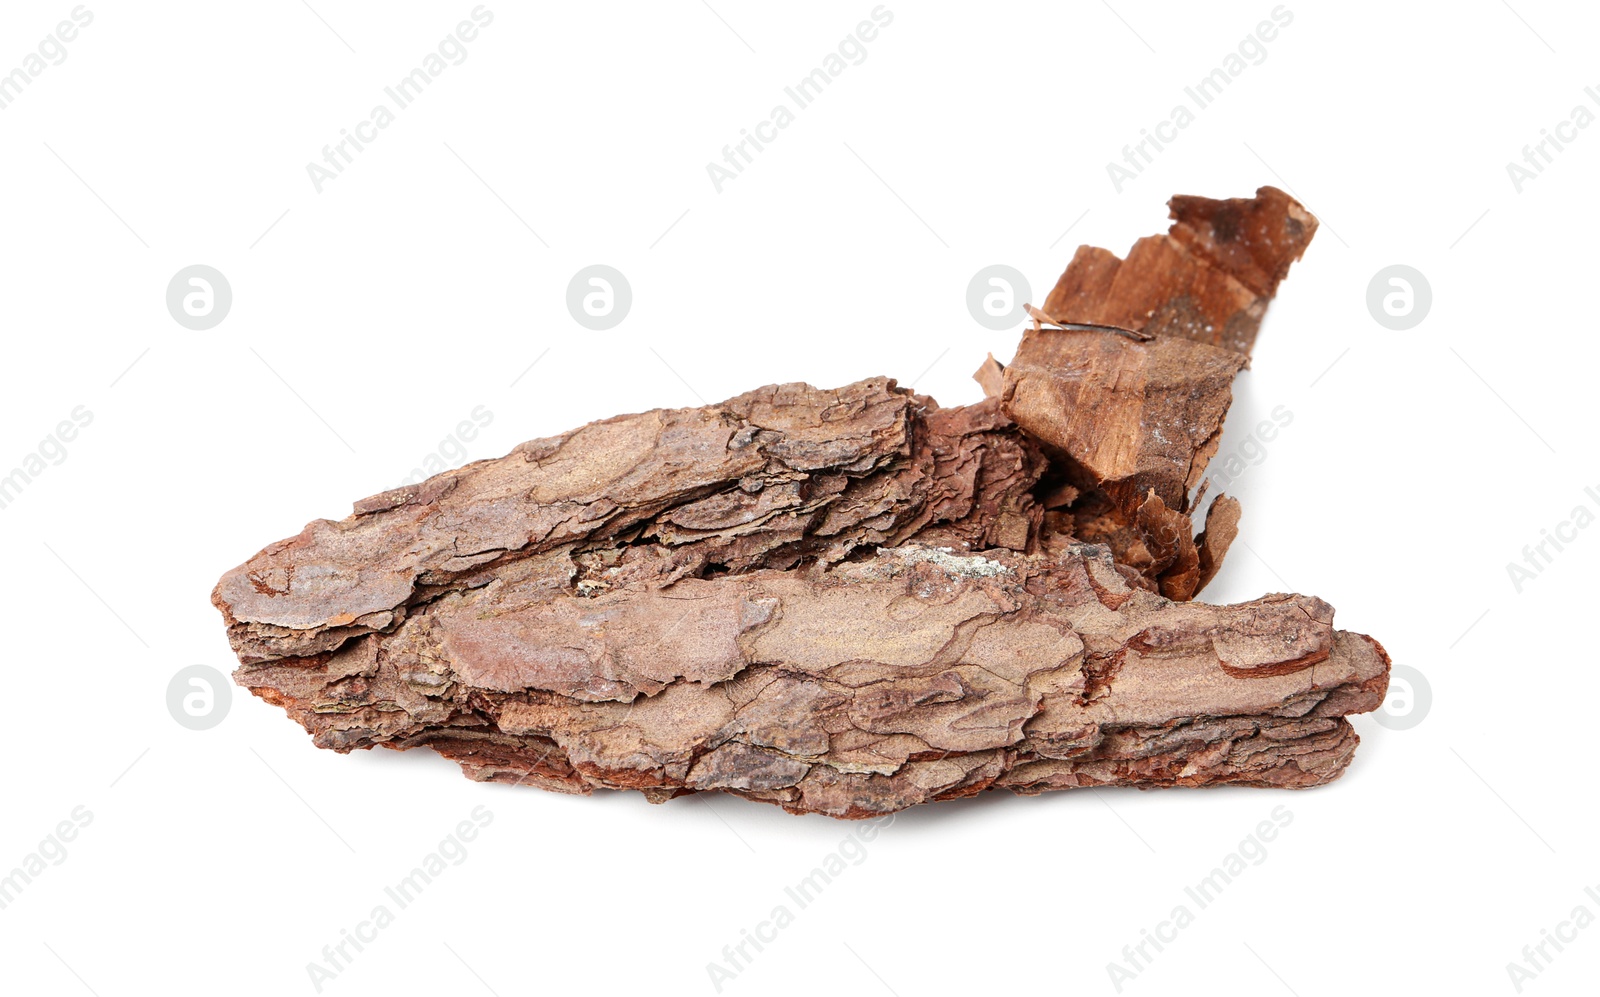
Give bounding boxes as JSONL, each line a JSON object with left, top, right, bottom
{"left": 215, "top": 186, "right": 1388, "bottom": 818}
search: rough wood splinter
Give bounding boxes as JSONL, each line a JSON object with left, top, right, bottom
{"left": 214, "top": 185, "right": 1388, "bottom": 819}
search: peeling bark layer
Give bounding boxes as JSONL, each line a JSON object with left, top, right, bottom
{"left": 215, "top": 187, "right": 1385, "bottom": 819}
{"left": 1008, "top": 185, "right": 1317, "bottom": 599}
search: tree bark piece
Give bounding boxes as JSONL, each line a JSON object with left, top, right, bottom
{"left": 214, "top": 186, "right": 1387, "bottom": 819}
{"left": 1005, "top": 185, "right": 1317, "bottom": 599}
{"left": 216, "top": 380, "right": 1048, "bottom": 667}
{"left": 227, "top": 543, "right": 1387, "bottom": 818}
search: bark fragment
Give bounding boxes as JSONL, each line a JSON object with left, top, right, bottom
{"left": 227, "top": 544, "right": 1387, "bottom": 818}
{"left": 1003, "top": 185, "right": 1317, "bottom": 599}
{"left": 215, "top": 186, "right": 1384, "bottom": 819}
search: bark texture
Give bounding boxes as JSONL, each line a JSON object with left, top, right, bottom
{"left": 1007, "top": 185, "right": 1317, "bottom": 600}
{"left": 216, "top": 186, "right": 1385, "bottom": 819}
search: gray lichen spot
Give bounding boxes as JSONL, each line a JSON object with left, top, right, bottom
{"left": 883, "top": 545, "right": 1012, "bottom": 579}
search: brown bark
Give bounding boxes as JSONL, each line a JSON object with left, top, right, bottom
{"left": 229, "top": 544, "right": 1386, "bottom": 818}
{"left": 215, "top": 186, "right": 1384, "bottom": 819}
{"left": 1006, "top": 185, "right": 1316, "bottom": 600}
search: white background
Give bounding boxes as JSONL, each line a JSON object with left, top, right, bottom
{"left": 2, "top": 2, "right": 1596, "bottom": 994}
